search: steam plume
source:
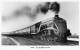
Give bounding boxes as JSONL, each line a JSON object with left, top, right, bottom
{"left": 50, "top": 2, "right": 60, "bottom": 14}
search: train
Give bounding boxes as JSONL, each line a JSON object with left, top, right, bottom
{"left": 5, "top": 15, "right": 71, "bottom": 42}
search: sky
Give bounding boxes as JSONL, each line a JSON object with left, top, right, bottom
{"left": 59, "top": 2, "right": 79, "bottom": 35}
{"left": 2, "top": 1, "right": 79, "bottom": 35}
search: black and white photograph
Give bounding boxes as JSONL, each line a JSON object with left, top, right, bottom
{"left": 1, "top": 0, "right": 79, "bottom": 46}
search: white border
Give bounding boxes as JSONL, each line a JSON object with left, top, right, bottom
{"left": 0, "top": 0, "right": 80, "bottom": 50}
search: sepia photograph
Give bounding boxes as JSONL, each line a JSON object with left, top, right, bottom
{"left": 2, "top": 1, "right": 79, "bottom": 46}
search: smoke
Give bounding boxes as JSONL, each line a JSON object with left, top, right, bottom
{"left": 14, "top": 6, "right": 31, "bottom": 16}
{"left": 2, "top": 2, "right": 60, "bottom": 21}
{"left": 10, "top": 2, "right": 51, "bottom": 20}
{"left": 40, "top": 2, "right": 51, "bottom": 14}
{"left": 12, "top": 3, "right": 42, "bottom": 20}
{"left": 14, "top": 2, "right": 60, "bottom": 18}
{"left": 50, "top": 2, "right": 60, "bottom": 14}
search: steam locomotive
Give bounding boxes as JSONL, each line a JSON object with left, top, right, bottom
{"left": 7, "top": 15, "right": 70, "bottom": 42}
